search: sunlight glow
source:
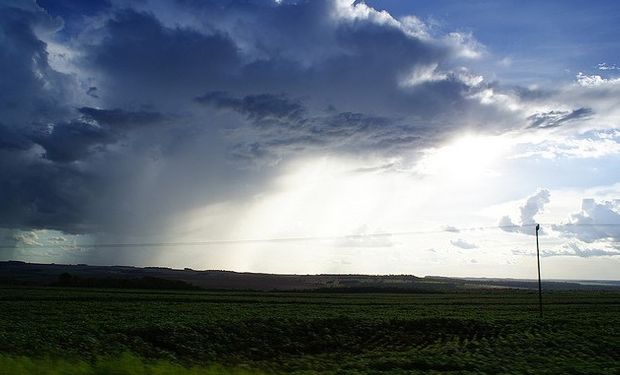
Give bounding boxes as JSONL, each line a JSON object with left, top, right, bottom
{"left": 414, "top": 134, "right": 509, "bottom": 183}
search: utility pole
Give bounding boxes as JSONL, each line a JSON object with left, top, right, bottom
{"left": 535, "top": 223, "right": 543, "bottom": 318}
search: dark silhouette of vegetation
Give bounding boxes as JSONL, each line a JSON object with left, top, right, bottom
{"left": 51, "top": 273, "right": 201, "bottom": 290}
{"left": 4, "top": 261, "right": 619, "bottom": 291}
{"left": 311, "top": 286, "right": 444, "bottom": 293}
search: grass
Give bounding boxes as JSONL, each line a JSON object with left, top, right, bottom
{"left": 0, "top": 287, "right": 618, "bottom": 374}
{"left": 0, "top": 353, "right": 263, "bottom": 375}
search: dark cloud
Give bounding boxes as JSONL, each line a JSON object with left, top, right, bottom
{"left": 33, "top": 120, "right": 111, "bottom": 162}
{"left": 199, "top": 90, "right": 427, "bottom": 162}
{"left": 195, "top": 92, "right": 305, "bottom": 123}
{"left": 82, "top": 9, "right": 241, "bottom": 108}
{"left": 0, "top": 0, "right": 575, "bottom": 247}
{"left": 78, "top": 0, "right": 526, "bottom": 171}
{"left": 0, "top": 152, "right": 97, "bottom": 233}
{"left": 78, "top": 107, "right": 167, "bottom": 128}
{"left": 0, "top": 123, "right": 33, "bottom": 150}
{"left": 0, "top": 107, "right": 168, "bottom": 165}
{"left": 0, "top": 1, "right": 73, "bottom": 125}
{"left": 0, "top": 3, "right": 212, "bottom": 237}
{"left": 86, "top": 87, "right": 99, "bottom": 98}
{"left": 37, "top": 0, "right": 111, "bottom": 18}
{"left": 0, "top": 2, "right": 93, "bottom": 233}
{"left": 527, "top": 107, "right": 593, "bottom": 129}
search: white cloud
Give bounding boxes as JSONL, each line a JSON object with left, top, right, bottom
{"left": 553, "top": 199, "right": 620, "bottom": 243}
{"left": 576, "top": 72, "right": 620, "bottom": 87}
{"left": 399, "top": 63, "right": 447, "bottom": 87}
{"left": 467, "top": 88, "right": 522, "bottom": 111}
{"left": 450, "top": 238, "right": 478, "bottom": 249}
{"left": 444, "top": 32, "right": 485, "bottom": 59}
{"left": 520, "top": 190, "right": 551, "bottom": 225}
{"left": 513, "top": 135, "right": 620, "bottom": 159}
{"left": 331, "top": 0, "right": 399, "bottom": 26}
{"left": 500, "top": 190, "right": 550, "bottom": 234}
{"left": 455, "top": 68, "right": 484, "bottom": 86}
{"left": 597, "top": 62, "right": 618, "bottom": 71}
{"left": 399, "top": 15, "right": 431, "bottom": 39}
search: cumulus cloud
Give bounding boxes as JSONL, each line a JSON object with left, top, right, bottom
{"left": 576, "top": 72, "right": 620, "bottom": 87}
{"left": 553, "top": 199, "right": 620, "bottom": 243}
{"left": 507, "top": 197, "right": 620, "bottom": 259}
{"left": 500, "top": 189, "right": 550, "bottom": 234}
{"left": 520, "top": 190, "right": 551, "bottom": 225}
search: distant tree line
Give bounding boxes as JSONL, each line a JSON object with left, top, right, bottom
{"left": 311, "top": 286, "right": 449, "bottom": 294}
{"left": 52, "top": 273, "right": 202, "bottom": 290}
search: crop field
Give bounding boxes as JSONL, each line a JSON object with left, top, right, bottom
{"left": 0, "top": 287, "right": 618, "bottom": 374}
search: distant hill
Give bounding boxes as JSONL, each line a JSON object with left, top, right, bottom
{"left": 1, "top": 261, "right": 618, "bottom": 292}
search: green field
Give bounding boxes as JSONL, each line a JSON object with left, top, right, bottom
{"left": 0, "top": 287, "right": 618, "bottom": 374}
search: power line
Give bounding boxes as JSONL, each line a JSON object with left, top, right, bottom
{"left": 542, "top": 223, "right": 620, "bottom": 227}
{"left": 1, "top": 223, "right": 620, "bottom": 250}
{"left": 0, "top": 224, "right": 539, "bottom": 249}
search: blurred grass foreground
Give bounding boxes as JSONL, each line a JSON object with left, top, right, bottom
{"left": 0, "top": 353, "right": 262, "bottom": 375}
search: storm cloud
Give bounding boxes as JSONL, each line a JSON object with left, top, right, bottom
{"left": 0, "top": 0, "right": 618, "bottom": 267}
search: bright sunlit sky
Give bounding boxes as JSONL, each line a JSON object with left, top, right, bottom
{"left": 1, "top": 0, "right": 620, "bottom": 279}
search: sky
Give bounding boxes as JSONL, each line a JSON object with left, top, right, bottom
{"left": 1, "top": 0, "right": 619, "bottom": 280}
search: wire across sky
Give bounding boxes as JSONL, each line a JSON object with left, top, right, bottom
{"left": 2, "top": 223, "right": 620, "bottom": 249}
